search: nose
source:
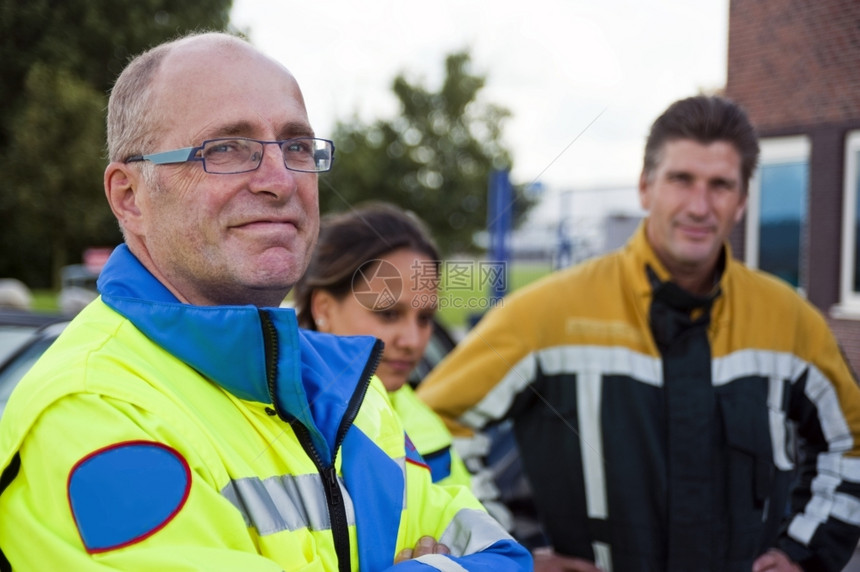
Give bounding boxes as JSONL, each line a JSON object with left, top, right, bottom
{"left": 392, "top": 317, "right": 422, "bottom": 352}
{"left": 250, "top": 143, "right": 299, "bottom": 198}
{"left": 686, "top": 181, "right": 710, "bottom": 217}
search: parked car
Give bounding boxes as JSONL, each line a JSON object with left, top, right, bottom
{"left": 58, "top": 264, "right": 100, "bottom": 315}
{"left": 0, "top": 309, "right": 69, "bottom": 418}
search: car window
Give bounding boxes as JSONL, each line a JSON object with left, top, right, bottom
{"left": 0, "top": 320, "right": 68, "bottom": 419}
{"left": 0, "top": 336, "right": 58, "bottom": 417}
{"left": 0, "top": 325, "right": 41, "bottom": 364}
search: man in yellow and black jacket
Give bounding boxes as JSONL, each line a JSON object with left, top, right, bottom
{"left": 418, "top": 96, "right": 860, "bottom": 572}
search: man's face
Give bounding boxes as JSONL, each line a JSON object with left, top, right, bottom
{"left": 119, "top": 40, "right": 320, "bottom": 306}
{"left": 639, "top": 139, "right": 747, "bottom": 284}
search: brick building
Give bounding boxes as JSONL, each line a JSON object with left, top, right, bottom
{"left": 724, "top": 0, "right": 860, "bottom": 372}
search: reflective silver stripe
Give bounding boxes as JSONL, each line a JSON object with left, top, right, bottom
{"left": 767, "top": 375, "right": 792, "bottom": 470}
{"left": 789, "top": 455, "right": 860, "bottom": 542}
{"left": 715, "top": 349, "right": 860, "bottom": 543}
{"left": 413, "top": 554, "right": 468, "bottom": 571}
{"left": 539, "top": 345, "right": 662, "bottom": 386}
{"left": 593, "top": 541, "right": 612, "bottom": 572}
{"left": 222, "top": 473, "right": 355, "bottom": 535}
{"left": 712, "top": 348, "right": 805, "bottom": 387}
{"left": 460, "top": 345, "right": 662, "bottom": 429}
{"left": 465, "top": 346, "right": 661, "bottom": 522}
{"left": 438, "top": 508, "right": 514, "bottom": 557}
{"left": 460, "top": 353, "right": 536, "bottom": 428}
{"left": 577, "top": 369, "right": 606, "bottom": 519}
{"left": 713, "top": 349, "right": 855, "bottom": 465}
{"left": 395, "top": 456, "right": 407, "bottom": 506}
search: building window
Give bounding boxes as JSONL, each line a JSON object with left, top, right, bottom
{"left": 745, "top": 137, "right": 809, "bottom": 290}
{"left": 838, "top": 131, "right": 860, "bottom": 313}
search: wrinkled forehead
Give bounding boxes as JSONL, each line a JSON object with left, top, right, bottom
{"left": 151, "top": 38, "right": 311, "bottom": 142}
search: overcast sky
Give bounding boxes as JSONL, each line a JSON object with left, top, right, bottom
{"left": 230, "top": 0, "right": 728, "bottom": 196}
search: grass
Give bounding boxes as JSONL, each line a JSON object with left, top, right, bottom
{"left": 435, "top": 260, "right": 553, "bottom": 331}
{"left": 30, "top": 290, "right": 60, "bottom": 312}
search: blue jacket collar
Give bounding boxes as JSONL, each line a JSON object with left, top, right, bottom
{"left": 97, "top": 244, "right": 380, "bottom": 462}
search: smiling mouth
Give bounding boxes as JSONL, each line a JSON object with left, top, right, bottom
{"left": 232, "top": 219, "right": 298, "bottom": 232}
{"left": 384, "top": 359, "right": 415, "bottom": 372}
{"left": 237, "top": 218, "right": 294, "bottom": 226}
{"left": 678, "top": 224, "right": 713, "bottom": 238}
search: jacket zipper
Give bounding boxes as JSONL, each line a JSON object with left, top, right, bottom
{"left": 258, "top": 310, "right": 383, "bottom": 572}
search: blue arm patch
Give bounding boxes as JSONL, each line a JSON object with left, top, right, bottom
{"left": 68, "top": 441, "right": 191, "bottom": 553}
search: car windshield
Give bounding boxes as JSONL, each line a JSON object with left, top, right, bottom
{"left": 0, "top": 320, "right": 68, "bottom": 418}
{"left": 0, "top": 325, "right": 42, "bottom": 364}
{"left": 0, "top": 337, "right": 58, "bottom": 415}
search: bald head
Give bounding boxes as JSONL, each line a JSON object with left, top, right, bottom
{"left": 106, "top": 33, "right": 304, "bottom": 164}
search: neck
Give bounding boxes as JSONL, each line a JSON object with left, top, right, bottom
{"left": 669, "top": 270, "right": 715, "bottom": 297}
{"left": 126, "top": 241, "right": 288, "bottom": 307}
{"left": 658, "top": 253, "right": 723, "bottom": 297}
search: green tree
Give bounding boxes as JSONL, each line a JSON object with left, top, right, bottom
{"left": 0, "top": 0, "right": 233, "bottom": 288}
{"left": 4, "top": 65, "right": 107, "bottom": 286}
{"left": 322, "top": 51, "right": 535, "bottom": 256}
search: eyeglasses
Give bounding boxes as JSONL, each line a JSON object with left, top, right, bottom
{"left": 125, "top": 137, "right": 335, "bottom": 174}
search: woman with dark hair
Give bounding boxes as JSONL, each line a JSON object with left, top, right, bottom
{"left": 293, "top": 202, "right": 472, "bottom": 488}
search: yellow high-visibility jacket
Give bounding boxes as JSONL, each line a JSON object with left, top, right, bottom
{"left": 0, "top": 244, "right": 531, "bottom": 571}
{"left": 390, "top": 384, "right": 471, "bottom": 488}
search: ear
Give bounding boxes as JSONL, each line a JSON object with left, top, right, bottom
{"left": 310, "top": 290, "right": 337, "bottom": 333}
{"left": 105, "top": 162, "right": 145, "bottom": 235}
{"left": 638, "top": 171, "right": 651, "bottom": 211}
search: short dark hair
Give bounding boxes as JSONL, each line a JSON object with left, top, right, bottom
{"left": 293, "top": 202, "right": 440, "bottom": 329}
{"left": 642, "top": 95, "right": 760, "bottom": 193}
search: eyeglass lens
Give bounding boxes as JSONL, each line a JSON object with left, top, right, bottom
{"left": 201, "top": 138, "right": 331, "bottom": 173}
